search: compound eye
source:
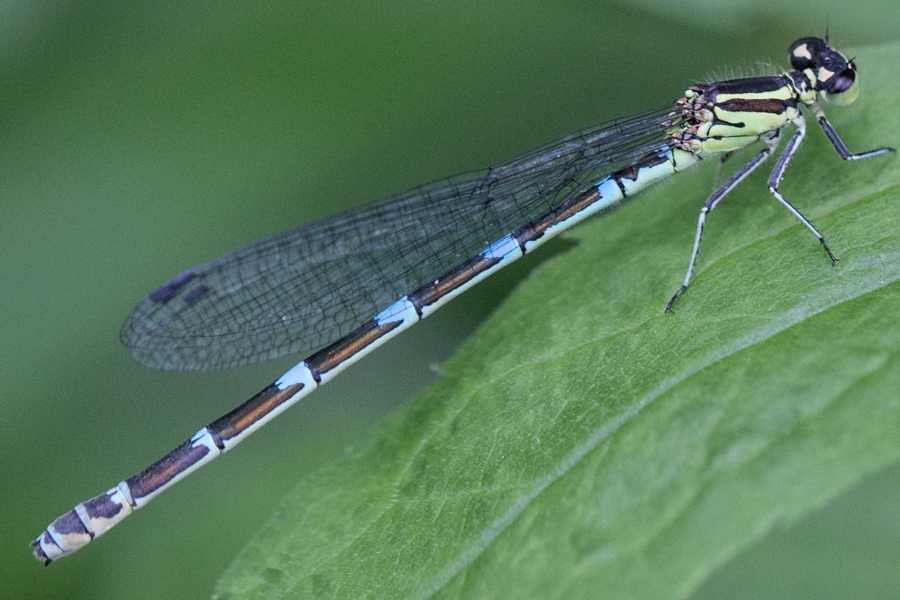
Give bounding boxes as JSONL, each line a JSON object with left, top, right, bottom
{"left": 822, "top": 68, "right": 860, "bottom": 106}
{"left": 826, "top": 68, "right": 856, "bottom": 94}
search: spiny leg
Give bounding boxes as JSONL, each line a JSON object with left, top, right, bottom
{"left": 666, "top": 142, "right": 777, "bottom": 312}
{"left": 767, "top": 107, "right": 894, "bottom": 265}
{"left": 810, "top": 103, "right": 894, "bottom": 160}
{"left": 763, "top": 115, "right": 840, "bottom": 262}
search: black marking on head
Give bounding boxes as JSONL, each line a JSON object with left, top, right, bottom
{"left": 148, "top": 270, "right": 198, "bottom": 304}
{"left": 789, "top": 38, "right": 825, "bottom": 70}
{"left": 787, "top": 37, "right": 855, "bottom": 93}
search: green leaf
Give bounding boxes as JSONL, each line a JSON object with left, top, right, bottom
{"left": 215, "top": 42, "right": 900, "bottom": 600}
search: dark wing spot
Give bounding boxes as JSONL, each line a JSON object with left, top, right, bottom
{"left": 182, "top": 285, "right": 210, "bottom": 305}
{"left": 148, "top": 270, "right": 198, "bottom": 304}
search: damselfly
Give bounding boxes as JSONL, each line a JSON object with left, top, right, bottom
{"left": 32, "top": 37, "right": 892, "bottom": 563}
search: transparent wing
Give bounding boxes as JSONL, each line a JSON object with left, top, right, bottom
{"left": 121, "top": 103, "right": 683, "bottom": 372}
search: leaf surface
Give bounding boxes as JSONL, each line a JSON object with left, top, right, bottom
{"left": 215, "top": 42, "right": 900, "bottom": 600}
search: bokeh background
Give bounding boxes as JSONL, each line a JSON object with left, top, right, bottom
{"left": 2, "top": 1, "right": 898, "bottom": 598}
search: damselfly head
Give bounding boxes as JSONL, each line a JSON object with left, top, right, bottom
{"left": 789, "top": 37, "right": 860, "bottom": 106}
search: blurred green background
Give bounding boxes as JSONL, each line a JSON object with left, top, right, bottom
{"left": 2, "top": 1, "right": 898, "bottom": 598}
